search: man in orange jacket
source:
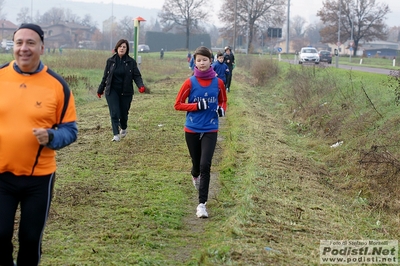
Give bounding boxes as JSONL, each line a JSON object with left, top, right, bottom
{"left": 0, "top": 23, "right": 78, "bottom": 266}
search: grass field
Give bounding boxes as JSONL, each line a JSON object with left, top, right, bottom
{"left": 3, "top": 49, "right": 400, "bottom": 265}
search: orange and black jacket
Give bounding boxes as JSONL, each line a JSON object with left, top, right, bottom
{"left": 0, "top": 61, "right": 78, "bottom": 176}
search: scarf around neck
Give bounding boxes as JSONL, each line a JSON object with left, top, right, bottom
{"left": 194, "top": 66, "right": 216, "bottom": 79}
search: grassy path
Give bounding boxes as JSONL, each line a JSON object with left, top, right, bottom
{"left": 23, "top": 56, "right": 399, "bottom": 265}
{"left": 41, "top": 62, "right": 222, "bottom": 265}
{"left": 206, "top": 68, "right": 399, "bottom": 265}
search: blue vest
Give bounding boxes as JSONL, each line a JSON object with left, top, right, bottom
{"left": 185, "top": 76, "right": 220, "bottom": 132}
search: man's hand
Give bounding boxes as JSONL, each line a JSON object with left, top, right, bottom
{"left": 139, "top": 86, "right": 145, "bottom": 93}
{"left": 97, "top": 92, "right": 103, "bottom": 98}
{"left": 33, "top": 128, "right": 50, "bottom": 145}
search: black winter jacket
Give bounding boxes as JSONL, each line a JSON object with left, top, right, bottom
{"left": 97, "top": 53, "right": 144, "bottom": 96}
{"left": 223, "top": 52, "right": 235, "bottom": 70}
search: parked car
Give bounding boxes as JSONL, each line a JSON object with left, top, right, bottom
{"left": 298, "top": 47, "right": 320, "bottom": 64}
{"left": 318, "top": 50, "right": 332, "bottom": 64}
{"left": 1, "top": 40, "right": 13, "bottom": 51}
{"left": 138, "top": 44, "right": 150, "bottom": 53}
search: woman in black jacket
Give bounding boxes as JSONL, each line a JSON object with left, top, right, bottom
{"left": 97, "top": 39, "right": 145, "bottom": 142}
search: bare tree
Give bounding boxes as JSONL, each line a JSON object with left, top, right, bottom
{"left": 159, "top": 0, "right": 209, "bottom": 50}
{"left": 81, "top": 14, "right": 98, "bottom": 29}
{"left": 219, "top": 0, "right": 286, "bottom": 53}
{"left": 291, "top": 15, "right": 307, "bottom": 38}
{"left": 33, "top": 10, "right": 42, "bottom": 24}
{"left": 65, "top": 9, "right": 80, "bottom": 23}
{"left": 317, "top": 0, "right": 390, "bottom": 55}
{"left": 286, "top": 20, "right": 322, "bottom": 52}
{"left": 386, "top": 26, "right": 400, "bottom": 42}
{"left": 101, "top": 16, "right": 119, "bottom": 50}
{"left": 305, "top": 21, "right": 324, "bottom": 45}
{"left": 208, "top": 25, "right": 220, "bottom": 47}
{"left": 0, "top": 0, "right": 6, "bottom": 20}
{"left": 119, "top": 16, "right": 134, "bottom": 42}
{"left": 17, "top": 7, "right": 31, "bottom": 24}
{"left": 41, "top": 7, "right": 66, "bottom": 24}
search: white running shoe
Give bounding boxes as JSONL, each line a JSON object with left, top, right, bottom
{"left": 192, "top": 176, "right": 200, "bottom": 191}
{"left": 196, "top": 203, "right": 208, "bottom": 218}
{"left": 120, "top": 129, "right": 127, "bottom": 138}
{"left": 111, "top": 135, "right": 120, "bottom": 142}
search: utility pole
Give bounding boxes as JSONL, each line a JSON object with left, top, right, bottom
{"left": 246, "top": 12, "right": 249, "bottom": 54}
{"left": 110, "top": 0, "right": 114, "bottom": 51}
{"left": 286, "top": 0, "right": 290, "bottom": 53}
{"left": 233, "top": 0, "right": 237, "bottom": 52}
{"left": 336, "top": 0, "right": 341, "bottom": 68}
{"left": 350, "top": 17, "right": 353, "bottom": 62}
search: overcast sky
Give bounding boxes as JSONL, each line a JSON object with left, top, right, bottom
{"left": 72, "top": 0, "right": 400, "bottom": 27}
{"left": 4, "top": 0, "right": 400, "bottom": 28}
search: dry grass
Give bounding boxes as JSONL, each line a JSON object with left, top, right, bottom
{"left": 3, "top": 51, "right": 400, "bottom": 265}
{"left": 249, "top": 58, "right": 280, "bottom": 86}
{"left": 281, "top": 62, "right": 400, "bottom": 214}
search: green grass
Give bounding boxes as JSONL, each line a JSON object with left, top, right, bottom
{"left": 4, "top": 51, "right": 400, "bottom": 265}
{"left": 338, "top": 56, "right": 400, "bottom": 69}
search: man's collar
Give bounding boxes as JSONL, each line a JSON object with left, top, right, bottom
{"left": 13, "top": 61, "right": 44, "bottom": 75}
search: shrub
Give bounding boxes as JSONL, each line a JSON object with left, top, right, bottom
{"left": 249, "top": 58, "right": 279, "bottom": 86}
{"left": 386, "top": 70, "right": 400, "bottom": 105}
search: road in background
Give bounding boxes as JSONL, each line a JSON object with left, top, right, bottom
{"left": 282, "top": 57, "right": 395, "bottom": 75}
{"left": 338, "top": 64, "right": 392, "bottom": 75}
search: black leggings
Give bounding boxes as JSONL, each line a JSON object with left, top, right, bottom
{"left": 226, "top": 69, "right": 233, "bottom": 89}
{"left": 106, "top": 89, "right": 133, "bottom": 135}
{"left": 185, "top": 132, "right": 218, "bottom": 204}
{"left": 0, "top": 172, "right": 55, "bottom": 266}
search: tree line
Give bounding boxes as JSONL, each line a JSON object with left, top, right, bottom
{"left": 0, "top": 0, "right": 397, "bottom": 54}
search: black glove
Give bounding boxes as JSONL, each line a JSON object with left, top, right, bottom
{"left": 197, "top": 99, "right": 208, "bottom": 110}
{"left": 217, "top": 106, "right": 225, "bottom": 117}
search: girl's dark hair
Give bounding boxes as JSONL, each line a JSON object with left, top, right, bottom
{"left": 114, "top": 39, "right": 129, "bottom": 55}
{"left": 193, "top": 46, "right": 212, "bottom": 60}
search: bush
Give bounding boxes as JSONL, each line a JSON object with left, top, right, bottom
{"left": 249, "top": 58, "right": 279, "bottom": 86}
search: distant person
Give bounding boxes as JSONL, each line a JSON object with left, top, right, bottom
{"left": 174, "top": 46, "right": 228, "bottom": 218}
{"left": 223, "top": 46, "right": 235, "bottom": 92}
{"left": 97, "top": 39, "right": 146, "bottom": 142}
{"left": 0, "top": 23, "right": 78, "bottom": 266}
{"left": 212, "top": 51, "right": 229, "bottom": 87}
{"left": 187, "top": 51, "right": 192, "bottom": 69}
{"left": 160, "top": 48, "right": 164, "bottom": 59}
{"left": 189, "top": 56, "right": 195, "bottom": 71}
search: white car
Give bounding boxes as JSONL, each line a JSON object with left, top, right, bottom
{"left": 1, "top": 40, "right": 13, "bottom": 51}
{"left": 299, "top": 47, "right": 320, "bottom": 64}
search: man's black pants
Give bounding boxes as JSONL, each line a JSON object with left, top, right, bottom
{"left": 0, "top": 172, "right": 55, "bottom": 266}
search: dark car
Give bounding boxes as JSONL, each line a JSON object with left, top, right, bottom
{"left": 138, "top": 44, "right": 150, "bottom": 53}
{"left": 318, "top": 50, "right": 332, "bottom": 64}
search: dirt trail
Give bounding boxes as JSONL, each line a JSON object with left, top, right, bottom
{"left": 167, "top": 84, "right": 225, "bottom": 264}
{"left": 33, "top": 61, "right": 399, "bottom": 265}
